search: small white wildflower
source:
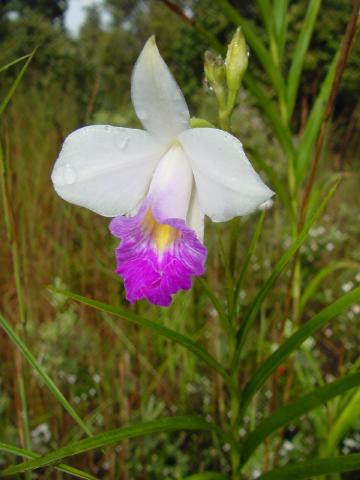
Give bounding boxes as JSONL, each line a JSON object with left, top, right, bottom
{"left": 352, "top": 304, "right": 360, "bottom": 315}
{"left": 326, "top": 242, "right": 335, "bottom": 252}
{"left": 67, "top": 374, "right": 77, "bottom": 385}
{"left": 223, "top": 443, "right": 231, "bottom": 452}
{"left": 342, "top": 282, "right": 354, "bottom": 293}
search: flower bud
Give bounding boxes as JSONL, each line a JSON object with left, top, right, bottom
{"left": 204, "top": 50, "right": 226, "bottom": 104}
{"left": 225, "top": 28, "right": 248, "bottom": 106}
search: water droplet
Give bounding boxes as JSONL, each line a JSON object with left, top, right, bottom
{"left": 119, "top": 137, "right": 129, "bottom": 150}
{"left": 63, "top": 163, "right": 77, "bottom": 185}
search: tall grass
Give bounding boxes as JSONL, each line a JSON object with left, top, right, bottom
{"left": 1, "top": 2, "right": 360, "bottom": 479}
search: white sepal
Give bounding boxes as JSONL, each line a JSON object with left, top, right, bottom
{"left": 51, "top": 125, "right": 164, "bottom": 217}
{"left": 131, "top": 37, "right": 190, "bottom": 143}
{"left": 179, "top": 128, "right": 274, "bottom": 222}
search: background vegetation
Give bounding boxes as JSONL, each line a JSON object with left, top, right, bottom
{"left": 0, "top": 0, "right": 359, "bottom": 479}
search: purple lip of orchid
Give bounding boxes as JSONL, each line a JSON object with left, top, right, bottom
{"left": 51, "top": 36, "right": 274, "bottom": 307}
{"left": 110, "top": 204, "right": 207, "bottom": 307}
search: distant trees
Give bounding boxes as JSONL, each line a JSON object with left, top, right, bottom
{"left": 0, "top": 0, "right": 68, "bottom": 23}
{"left": 0, "top": 0, "right": 358, "bottom": 148}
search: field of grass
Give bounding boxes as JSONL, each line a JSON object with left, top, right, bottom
{"left": 0, "top": 1, "right": 360, "bottom": 479}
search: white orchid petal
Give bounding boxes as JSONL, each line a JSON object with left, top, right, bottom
{"left": 131, "top": 37, "right": 190, "bottom": 142}
{"left": 51, "top": 125, "right": 163, "bottom": 217}
{"left": 187, "top": 188, "right": 205, "bottom": 242}
{"left": 149, "top": 143, "right": 193, "bottom": 221}
{"left": 179, "top": 128, "right": 274, "bottom": 222}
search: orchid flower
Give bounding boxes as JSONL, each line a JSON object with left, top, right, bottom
{"left": 51, "top": 37, "right": 273, "bottom": 307}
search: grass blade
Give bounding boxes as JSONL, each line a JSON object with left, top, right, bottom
{"left": 243, "top": 73, "right": 294, "bottom": 157}
{"left": 273, "top": 0, "right": 289, "bottom": 58}
{"left": 233, "top": 210, "right": 265, "bottom": 316}
{"left": 246, "top": 145, "right": 295, "bottom": 219}
{"left": 257, "top": 453, "right": 360, "bottom": 479}
{"left": 296, "top": 50, "right": 339, "bottom": 182}
{"left": 50, "top": 289, "right": 229, "bottom": 379}
{"left": 0, "top": 50, "right": 36, "bottom": 119}
{"left": 183, "top": 473, "right": 229, "bottom": 479}
{"left": 0, "top": 314, "right": 92, "bottom": 437}
{"left": 300, "top": 260, "right": 359, "bottom": 313}
{"left": 287, "top": 0, "right": 322, "bottom": 118}
{"left": 240, "top": 286, "right": 360, "bottom": 414}
{"left": 241, "top": 372, "right": 360, "bottom": 462}
{"left": 326, "top": 388, "right": 360, "bottom": 455}
{"left": 231, "top": 182, "right": 338, "bottom": 372}
{"left": 0, "top": 417, "right": 220, "bottom": 476}
{"left": 0, "top": 442, "right": 96, "bottom": 480}
{"left": 197, "top": 277, "right": 228, "bottom": 325}
{"left": 0, "top": 54, "right": 33, "bottom": 74}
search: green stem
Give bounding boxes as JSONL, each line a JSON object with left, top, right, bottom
{"left": 0, "top": 146, "right": 32, "bottom": 480}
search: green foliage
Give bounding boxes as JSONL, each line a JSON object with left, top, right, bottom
{"left": 0, "top": 1, "right": 360, "bottom": 479}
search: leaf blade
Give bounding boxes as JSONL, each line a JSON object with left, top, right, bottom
{"left": 0, "top": 417, "right": 221, "bottom": 477}
{"left": 240, "top": 286, "right": 360, "bottom": 414}
{"left": 242, "top": 372, "right": 360, "bottom": 462}
{"left": 287, "top": 0, "right": 322, "bottom": 118}
{"left": 0, "top": 314, "right": 92, "bottom": 437}
{"left": 231, "top": 182, "right": 339, "bottom": 372}
{"left": 49, "top": 289, "right": 229, "bottom": 379}
{"left": 0, "top": 442, "right": 96, "bottom": 480}
{"left": 296, "top": 50, "right": 339, "bottom": 182}
{"left": 0, "top": 50, "right": 36, "bottom": 119}
{"left": 257, "top": 453, "right": 360, "bottom": 479}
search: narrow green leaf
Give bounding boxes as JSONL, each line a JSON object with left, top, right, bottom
{"left": 0, "top": 314, "right": 92, "bottom": 437}
{"left": 246, "top": 145, "right": 295, "bottom": 219}
{"left": 0, "top": 50, "right": 35, "bottom": 119}
{"left": 0, "top": 417, "right": 220, "bottom": 477}
{"left": 242, "top": 372, "right": 360, "bottom": 462}
{"left": 287, "top": 0, "right": 322, "bottom": 118}
{"left": 49, "top": 289, "right": 229, "bottom": 379}
{"left": 257, "top": 453, "right": 360, "bottom": 479}
{"left": 273, "top": 0, "right": 289, "bottom": 57}
{"left": 183, "top": 473, "right": 229, "bottom": 480}
{"left": 326, "top": 388, "right": 360, "bottom": 455}
{"left": 233, "top": 210, "right": 265, "bottom": 315}
{"left": 231, "top": 182, "right": 338, "bottom": 372}
{"left": 256, "top": 0, "right": 273, "bottom": 39}
{"left": 0, "top": 53, "right": 32, "bottom": 74}
{"left": 300, "top": 260, "right": 359, "bottom": 313}
{"left": 240, "top": 286, "right": 360, "bottom": 414}
{"left": 0, "top": 442, "right": 96, "bottom": 480}
{"left": 215, "top": 0, "right": 286, "bottom": 97}
{"left": 197, "top": 277, "right": 231, "bottom": 334}
{"left": 243, "top": 73, "right": 294, "bottom": 157}
{"left": 296, "top": 50, "right": 339, "bottom": 182}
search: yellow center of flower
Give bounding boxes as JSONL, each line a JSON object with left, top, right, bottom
{"left": 142, "top": 209, "right": 180, "bottom": 252}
